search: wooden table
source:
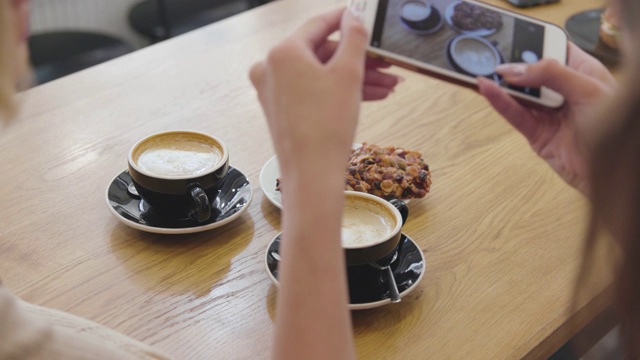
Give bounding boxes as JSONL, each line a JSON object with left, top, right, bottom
{"left": 0, "top": 0, "right": 612, "bottom": 358}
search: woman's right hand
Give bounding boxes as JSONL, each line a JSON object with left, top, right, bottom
{"left": 478, "top": 43, "right": 617, "bottom": 195}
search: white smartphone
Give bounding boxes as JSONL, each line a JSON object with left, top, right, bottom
{"left": 349, "top": 0, "right": 568, "bottom": 108}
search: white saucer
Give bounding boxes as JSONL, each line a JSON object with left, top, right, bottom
{"left": 106, "top": 167, "right": 252, "bottom": 234}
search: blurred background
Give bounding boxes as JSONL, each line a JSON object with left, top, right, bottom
{"left": 28, "top": 0, "right": 273, "bottom": 84}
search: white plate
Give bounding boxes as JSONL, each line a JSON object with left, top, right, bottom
{"left": 260, "top": 144, "right": 362, "bottom": 209}
{"left": 259, "top": 155, "right": 283, "bottom": 209}
{"left": 444, "top": 1, "right": 500, "bottom": 37}
{"left": 259, "top": 144, "right": 417, "bottom": 209}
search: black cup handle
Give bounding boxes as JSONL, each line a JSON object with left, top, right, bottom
{"left": 189, "top": 186, "right": 211, "bottom": 222}
{"left": 389, "top": 199, "right": 408, "bottom": 225}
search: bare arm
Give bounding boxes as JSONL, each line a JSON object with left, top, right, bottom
{"left": 250, "top": 8, "right": 398, "bottom": 360}
{"left": 0, "top": 286, "right": 171, "bottom": 359}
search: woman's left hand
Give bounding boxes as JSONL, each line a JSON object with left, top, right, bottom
{"left": 250, "top": 8, "right": 398, "bottom": 179}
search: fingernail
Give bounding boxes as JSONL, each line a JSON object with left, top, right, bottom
{"left": 347, "top": 6, "right": 364, "bottom": 22}
{"left": 495, "top": 64, "right": 527, "bottom": 78}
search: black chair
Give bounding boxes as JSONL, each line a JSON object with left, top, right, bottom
{"left": 29, "top": 31, "right": 134, "bottom": 85}
{"left": 129, "top": 0, "right": 272, "bottom": 43}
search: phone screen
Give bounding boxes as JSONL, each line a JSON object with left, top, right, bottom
{"left": 370, "top": 0, "right": 544, "bottom": 97}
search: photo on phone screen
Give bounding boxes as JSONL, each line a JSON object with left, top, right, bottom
{"left": 369, "top": 0, "right": 546, "bottom": 98}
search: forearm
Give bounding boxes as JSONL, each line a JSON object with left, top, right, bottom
{"left": 251, "top": 8, "right": 369, "bottom": 359}
{"left": 0, "top": 287, "right": 171, "bottom": 359}
{"left": 273, "top": 169, "right": 356, "bottom": 360}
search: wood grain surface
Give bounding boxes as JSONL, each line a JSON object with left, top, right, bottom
{"left": 0, "top": 0, "right": 612, "bottom": 358}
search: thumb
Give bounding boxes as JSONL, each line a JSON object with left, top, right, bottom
{"left": 330, "top": 10, "right": 368, "bottom": 69}
{"left": 495, "top": 59, "right": 603, "bottom": 102}
{"left": 477, "top": 77, "right": 538, "bottom": 142}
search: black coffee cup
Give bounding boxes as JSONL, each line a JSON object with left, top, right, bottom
{"left": 399, "top": 0, "right": 442, "bottom": 33}
{"left": 449, "top": 35, "right": 502, "bottom": 77}
{"left": 342, "top": 191, "right": 409, "bottom": 266}
{"left": 127, "top": 130, "right": 229, "bottom": 222}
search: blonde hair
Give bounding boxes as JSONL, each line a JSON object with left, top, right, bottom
{"left": 582, "top": 0, "right": 640, "bottom": 355}
{"left": 0, "top": 0, "right": 17, "bottom": 118}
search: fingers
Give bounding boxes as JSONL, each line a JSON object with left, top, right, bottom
{"left": 567, "top": 42, "right": 589, "bottom": 67}
{"left": 253, "top": 8, "right": 395, "bottom": 106}
{"left": 316, "top": 40, "right": 398, "bottom": 100}
{"left": 316, "top": 41, "right": 391, "bottom": 69}
{"left": 329, "top": 10, "right": 368, "bottom": 69}
{"left": 364, "top": 68, "right": 399, "bottom": 88}
{"left": 263, "top": 10, "right": 344, "bottom": 74}
{"left": 287, "top": 8, "right": 366, "bottom": 74}
{"left": 315, "top": 41, "right": 338, "bottom": 63}
{"left": 363, "top": 86, "right": 393, "bottom": 101}
{"left": 249, "top": 61, "right": 271, "bottom": 114}
{"left": 495, "top": 59, "right": 604, "bottom": 102}
{"left": 567, "top": 42, "right": 601, "bottom": 72}
{"left": 362, "top": 69, "right": 399, "bottom": 101}
{"left": 477, "top": 77, "right": 538, "bottom": 142}
{"left": 249, "top": 61, "right": 266, "bottom": 91}
{"left": 291, "top": 8, "right": 344, "bottom": 48}
{"left": 567, "top": 42, "right": 616, "bottom": 87}
{"left": 366, "top": 58, "right": 392, "bottom": 69}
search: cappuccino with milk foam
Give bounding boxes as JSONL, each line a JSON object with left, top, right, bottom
{"left": 341, "top": 198, "right": 396, "bottom": 247}
{"left": 134, "top": 133, "right": 223, "bottom": 178}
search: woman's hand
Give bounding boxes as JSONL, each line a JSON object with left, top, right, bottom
{"left": 478, "top": 43, "right": 617, "bottom": 194}
{"left": 249, "top": 9, "right": 386, "bottom": 360}
{"left": 250, "top": 8, "right": 398, "bottom": 181}
{"left": 315, "top": 40, "right": 400, "bottom": 101}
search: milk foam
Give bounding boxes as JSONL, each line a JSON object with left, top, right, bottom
{"left": 401, "top": 2, "right": 431, "bottom": 22}
{"left": 341, "top": 204, "right": 395, "bottom": 247}
{"left": 455, "top": 40, "right": 498, "bottom": 75}
{"left": 136, "top": 139, "right": 221, "bottom": 177}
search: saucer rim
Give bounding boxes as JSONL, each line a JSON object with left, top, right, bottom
{"left": 263, "top": 232, "right": 426, "bottom": 310}
{"left": 259, "top": 155, "right": 282, "bottom": 209}
{"left": 105, "top": 167, "right": 253, "bottom": 234}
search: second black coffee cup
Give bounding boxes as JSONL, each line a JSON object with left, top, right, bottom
{"left": 127, "top": 130, "right": 229, "bottom": 222}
